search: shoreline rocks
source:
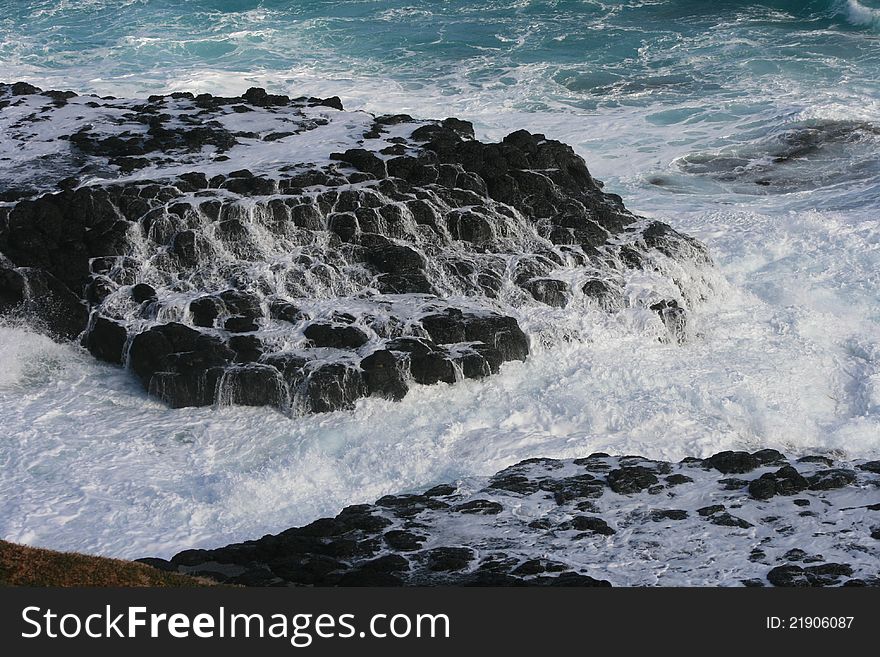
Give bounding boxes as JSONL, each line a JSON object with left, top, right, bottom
{"left": 144, "top": 450, "right": 880, "bottom": 587}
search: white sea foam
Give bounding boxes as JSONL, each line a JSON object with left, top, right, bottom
{"left": 1, "top": 0, "right": 879, "bottom": 559}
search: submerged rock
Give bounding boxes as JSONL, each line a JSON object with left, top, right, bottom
{"left": 154, "top": 449, "right": 879, "bottom": 587}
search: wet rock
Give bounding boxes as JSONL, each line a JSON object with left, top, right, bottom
{"left": 301, "top": 363, "right": 366, "bottom": 412}
{"left": 767, "top": 563, "right": 853, "bottom": 588}
{"left": 131, "top": 283, "right": 157, "bottom": 304}
{"left": 218, "top": 364, "right": 286, "bottom": 407}
{"left": 304, "top": 323, "right": 369, "bottom": 349}
{"left": 408, "top": 350, "right": 457, "bottom": 385}
{"left": 84, "top": 316, "right": 128, "bottom": 364}
{"left": 650, "top": 509, "right": 689, "bottom": 521}
{"left": 422, "top": 547, "right": 475, "bottom": 572}
{"left": 189, "top": 296, "right": 223, "bottom": 328}
{"left": 523, "top": 278, "right": 570, "bottom": 307}
{"left": 268, "top": 301, "right": 308, "bottom": 324}
{"left": 858, "top": 461, "right": 880, "bottom": 474}
{"left": 544, "top": 474, "right": 605, "bottom": 504}
{"left": 452, "top": 500, "right": 503, "bottom": 515}
{"left": 383, "top": 530, "right": 425, "bottom": 552}
{"left": 706, "top": 451, "right": 760, "bottom": 474}
{"left": 0, "top": 267, "right": 88, "bottom": 340}
{"left": 807, "top": 469, "right": 857, "bottom": 491}
{"left": 606, "top": 466, "right": 659, "bottom": 494}
{"left": 420, "top": 309, "right": 529, "bottom": 362}
{"left": 360, "top": 350, "right": 408, "bottom": 400}
{"left": 748, "top": 475, "right": 778, "bottom": 501}
{"left": 697, "top": 505, "right": 725, "bottom": 517}
{"left": 709, "top": 513, "right": 753, "bottom": 529}
{"left": 224, "top": 316, "right": 259, "bottom": 333}
{"left": 558, "top": 516, "right": 615, "bottom": 536}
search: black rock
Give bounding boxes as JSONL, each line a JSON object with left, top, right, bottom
{"left": 708, "top": 513, "right": 753, "bottom": 529}
{"left": 224, "top": 316, "right": 259, "bottom": 333}
{"left": 858, "top": 461, "right": 880, "bottom": 474}
{"left": 523, "top": 278, "right": 570, "bottom": 307}
{"left": 268, "top": 301, "right": 308, "bottom": 324}
{"left": 304, "top": 323, "right": 369, "bottom": 349}
{"left": 748, "top": 475, "right": 777, "bottom": 501}
{"left": 452, "top": 500, "right": 503, "bottom": 515}
{"left": 302, "top": 363, "right": 365, "bottom": 412}
{"left": 767, "top": 563, "right": 853, "bottom": 588}
{"left": 383, "top": 530, "right": 425, "bottom": 552}
{"left": 422, "top": 547, "right": 475, "bottom": 572}
{"left": 409, "top": 350, "right": 457, "bottom": 385}
{"left": 131, "top": 283, "right": 157, "bottom": 304}
{"left": 706, "top": 451, "right": 760, "bottom": 474}
{"left": 188, "top": 296, "right": 223, "bottom": 328}
{"left": 360, "top": 350, "right": 408, "bottom": 400}
{"left": 559, "top": 516, "right": 615, "bottom": 535}
{"left": 650, "top": 509, "right": 689, "bottom": 521}
{"left": 697, "top": 505, "right": 725, "bottom": 517}
{"left": 0, "top": 267, "right": 88, "bottom": 340}
{"left": 84, "top": 316, "right": 128, "bottom": 364}
{"left": 807, "top": 469, "right": 857, "bottom": 491}
{"left": 606, "top": 466, "right": 659, "bottom": 494}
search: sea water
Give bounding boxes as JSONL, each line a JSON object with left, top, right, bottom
{"left": 1, "top": 0, "right": 879, "bottom": 558}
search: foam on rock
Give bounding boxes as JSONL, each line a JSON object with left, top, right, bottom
{"left": 145, "top": 450, "right": 880, "bottom": 586}
{"left": 0, "top": 82, "right": 711, "bottom": 413}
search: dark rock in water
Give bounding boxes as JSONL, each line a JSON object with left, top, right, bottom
{"left": 224, "top": 316, "right": 258, "bottom": 333}
{"left": 650, "top": 509, "right": 689, "bottom": 521}
{"left": 131, "top": 283, "right": 157, "bottom": 304}
{"left": 84, "top": 316, "right": 127, "bottom": 364}
{"left": 753, "top": 448, "right": 786, "bottom": 465}
{"left": 807, "top": 469, "right": 857, "bottom": 491}
{"left": 523, "top": 278, "right": 570, "bottom": 307}
{"left": 748, "top": 475, "right": 777, "bottom": 501}
{"left": 650, "top": 299, "right": 687, "bottom": 343}
{"left": 858, "top": 461, "right": 880, "bottom": 474}
{"left": 708, "top": 512, "right": 753, "bottom": 529}
{"left": 607, "top": 466, "right": 658, "bottom": 494}
{"left": 219, "top": 365, "right": 286, "bottom": 407}
{"left": 152, "top": 451, "right": 879, "bottom": 587}
{"left": 558, "top": 515, "right": 615, "bottom": 535}
{"left": 452, "top": 499, "right": 503, "bottom": 515}
{"left": 268, "top": 301, "right": 308, "bottom": 324}
{"left": 420, "top": 309, "right": 529, "bottom": 362}
{"left": 228, "top": 334, "right": 263, "bottom": 363}
{"left": 706, "top": 450, "right": 759, "bottom": 474}
{"left": 697, "top": 505, "right": 725, "bottom": 517}
{"left": 0, "top": 266, "right": 88, "bottom": 340}
{"left": 360, "top": 350, "right": 408, "bottom": 400}
{"left": 383, "top": 530, "right": 425, "bottom": 552}
{"left": 422, "top": 547, "right": 475, "bottom": 572}
{"left": 409, "top": 350, "right": 457, "bottom": 385}
{"left": 304, "top": 323, "right": 369, "bottom": 349}
{"left": 303, "top": 363, "right": 365, "bottom": 412}
{"left": 665, "top": 473, "right": 693, "bottom": 486}
{"left": 188, "top": 296, "right": 223, "bottom": 328}
{"left": 767, "top": 563, "right": 853, "bottom": 587}
{"left": 582, "top": 279, "right": 622, "bottom": 310}
{"left": 0, "top": 84, "right": 712, "bottom": 413}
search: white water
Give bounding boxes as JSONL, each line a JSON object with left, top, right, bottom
{"left": 2, "top": 1, "right": 880, "bottom": 559}
{"left": 2, "top": 185, "right": 878, "bottom": 558}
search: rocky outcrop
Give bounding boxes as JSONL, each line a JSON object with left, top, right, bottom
{"left": 144, "top": 451, "right": 880, "bottom": 587}
{"left": 0, "top": 82, "right": 710, "bottom": 413}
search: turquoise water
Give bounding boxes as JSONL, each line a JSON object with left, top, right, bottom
{"left": 3, "top": 1, "right": 880, "bottom": 557}
{"left": 3, "top": 1, "right": 880, "bottom": 206}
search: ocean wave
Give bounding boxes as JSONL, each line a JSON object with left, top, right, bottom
{"left": 838, "top": 0, "right": 880, "bottom": 26}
